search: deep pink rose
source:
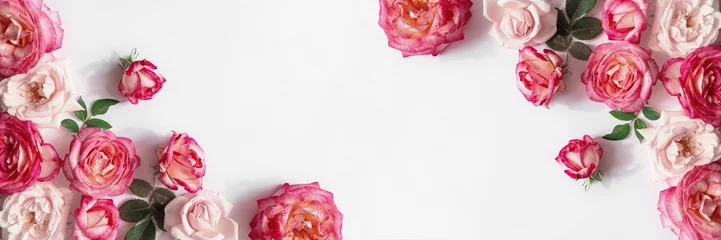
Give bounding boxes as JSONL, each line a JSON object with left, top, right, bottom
{"left": 516, "top": 47, "right": 565, "bottom": 107}
{"left": 601, "top": 0, "right": 648, "bottom": 44}
{"left": 378, "top": 0, "right": 472, "bottom": 57}
{"left": 119, "top": 59, "right": 166, "bottom": 104}
{"left": 63, "top": 128, "right": 140, "bottom": 198}
{"left": 72, "top": 196, "right": 120, "bottom": 240}
{"left": 155, "top": 131, "right": 206, "bottom": 193}
{"left": 0, "top": 0, "right": 63, "bottom": 77}
{"left": 659, "top": 45, "right": 721, "bottom": 127}
{"left": 0, "top": 112, "right": 61, "bottom": 194}
{"left": 555, "top": 135, "right": 603, "bottom": 180}
{"left": 658, "top": 162, "right": 721, "bottom": 240}
{"left": 582, "top": 41, "right": 658, "bottom": 112}
{"left": 249, "top": 182, "right": 343, "bottom": 240}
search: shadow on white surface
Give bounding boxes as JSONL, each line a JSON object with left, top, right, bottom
{"left": 78, "top": 51, "right": 125, "bottom": 101}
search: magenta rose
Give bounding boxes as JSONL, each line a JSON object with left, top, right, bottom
{"left": 378, "top": 0, "right": 472, "bottom": 57}
{"left": 516, "top": 47, "right": 565, "bottom": 107}
{"left": 249, "top": 182, "right": 343, "bottom": 240}
{"left": 72, "top": 196, "right": 120, "bottom": 240}
{"left": 556, "top": 135, "right": 603, "bottom": 180}
{"left": 659, "top": 45, "right": 721, "bottom": 127}
{"left": 601, "top": 0, "right": 648, "bottom": 44}
{"left": 0, "top": 0, "right": 63, "bottom": 77}
{"left": 119, "top": 59, "right": 166, "bottom": 104}
{"left": 63, "top": 128, "right": 140, "bottom": 198}
{"left": 155, "top": 131, "right": 206, "bottom": 193}
{"left": 581, "top": 41, "right": 658, "bottom": 112}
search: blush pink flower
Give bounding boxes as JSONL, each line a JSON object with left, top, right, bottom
{"left": 72, "top": 196, "right": 120, "bottom": 240}
{"left": 118, "top": 49, "right": 166, "bottom": 104}
{"left": 581, "top": 41, "right": 658, "bottom": 112}
{"left": 555, "top": 135, "right": 603, "bottom": 180}
{"left": 378, "top": 0, "right": 472, "bottom": 57}
{"left": 164, "top": 190, "right": 239, "bottom": 240}
{"left": 516, "top": 47, "right": 565, "bottom": 107}
{"left": 249, "top": 182, "right": 343, "bottom": 240}
{"left": 483, "top": 0, "right": 557, "bottom": 48}
{"left": 0, "top": 0, "right": 63, "bottom": 77}
{"left": 601, "top": 0, "right": 649, "bottom": 44}
{"left": 0, "top": 112, "right": 61, "bottom": 194}
{"left": 63, "top": 128, "right": 140, "bottom": 198}
{"left": 659, "top": 45, "right": 721, "bottom": 127}
{"left": 155, "top": 131, "right": 206, "bottom": 193}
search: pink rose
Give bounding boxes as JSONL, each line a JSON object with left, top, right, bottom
{"left": 483, "top": 0, "right": 557, "bottom": 48}
{"left": 650, "top": 0, "right": 721, "bottom": 58}
{"left": 72, "top": 196, "right": 120, "bottom": 240}
{"left": 119, "top": 59, "right": 166, "bottom": 104}
{"left": 0, "top": 112, "right": 61, "bottom": 194}
{"left": 249, "top": 182, "right": 343, "bottom": 240}
{"left": 555, "top": 135, "right": 603, "bottom": 180}
{"left": 658, "top": 162, "right": 721, "bottom": 239}
{"left": 601, "top": 0, "right": 649, "bottom": 44}
{"left": 155, "top": 131, "right": 206, "bottom": 193}
{"left": 659, "top": 45, "right": 721, "bottom": 127}
{"left": 0, "top": 0, "right": 63, "bottom": 77}
{"left": 516, "top": 47, "right": 565, "bottom": 107}
{"left": 63, "top": 128, "right": 140, "bottom": 198}
{"left": 378, "top": 0, "right": 472, "bottom": 57}
{"left": 581, "top": 41, "right": 658, "bottom": 112}
{"left": 164, "top": 190, "right": 239, "bottom": 240}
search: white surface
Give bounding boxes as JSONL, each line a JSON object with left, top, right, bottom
{"left": 41, "top": 0, "right": 680, "bottom": 239}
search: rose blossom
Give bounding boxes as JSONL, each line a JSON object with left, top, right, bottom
{"left": 483, "top": 0, "right": 556, "bottom": 48}
{"left": 249, "top": 182, "right": 343, "bottom": 240}
{"left": 63, "top": 127, "right": 140, "bottom": 198}
{"left": 581, "top": 41, "right": 658, "bottom": 112}
{"left": 555, "top": 135, "right": 603, "bottom": 180}
{"left": 119, "top": 59, "right": 166, "bottom": 104}
{"left": 164, "top": 190, "right": 239, "bottom": 240}
{"left": 155, "top": 131, "right": 206, "bottom": 193}
{"left": 0, "top": 182, "right": 72, "bottom": 240}
{"left": 0, "top": 112, "right": 62, "bottom": 194}
{"left": 516, "top": 46, "right": 565, "bottom": 107}
{"left": 601, "top": 0, "right": 649, "bottom": 44}
{"left": 659, "top": 45, "right": 721, "bottom": 127}
{"left": 0, "top": 0, "right": 63, "bottom": 77}
{"left": 650, "top": 0, "right": 721, "bottom": 58}
{"left": 72, "top": 196, "right": 120, "bottom": 240}
{"left": 378, "top": 0, "right": 472, "bottom": 57}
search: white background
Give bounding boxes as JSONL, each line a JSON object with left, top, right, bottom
{"left": 39, "top": 0, "right": 684, "bottom": 239}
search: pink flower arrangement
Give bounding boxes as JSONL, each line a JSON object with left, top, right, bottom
{"left": 516, "top": 47, "right": 565, "bottom": 107}
{"left": 601, "top": 0, "right": 649, "bottom": 44}
{"left": 659, "top": 162, "right": 721, "bottom": 239}
{"left": 118, "top": 49, "right": 166, "bottom": 104}
{"left": 72, "top": 196, "right": 120, "bottom": 240}
{"left": 555, "top": 135, "right": 603, "bottom": 181}
{"left": 156, "top": 131, "right": 206, "bottom": 193}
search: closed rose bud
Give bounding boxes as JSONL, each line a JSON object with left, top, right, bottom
{"left": 516, "top": 47, "right": 565, "bottom": 107}
{"left": 601, "top": 0, "right": 649, "bottom": 44}
{"left": 72, "top": 196, "right": 120, "bottom": 240}
{"left": 556, "top": 135, "right": 603, "bottom": 181}
{"left": 156, "top": 131, "right": 206, "bottom": 193}
{"left": 118, "top": 49, "right": 166, "bottom": 104}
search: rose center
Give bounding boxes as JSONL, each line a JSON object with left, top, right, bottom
{"left": 0, "top": 18, "right": 30, "bottom": 48}
{"left": 23, "top": 82, "right": 47, "bottom": 105}
{"left": 675, "top": 135, "right": 699, "bottom": 158}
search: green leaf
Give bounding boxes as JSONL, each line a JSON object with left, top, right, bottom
{"left": 546, "top": 34, "right": 571, "bottom": 51}
{"left": 119, "top": 199, "right": 150, "bottom": 222}
{"left": 129, "top": 179, "right": 153, "bottom": 198}
{"left": 642, "top": 106, "right": 661, "bottom": 120}
{"left": 609, "top": 109, "right": 636, "bottom": 121}
{"left": 61, "top": 119, "right": 79, "bottom": 133}
{"left": 602, "top": 123, "right": 631, "bottom": 141}
{"left": 124, "top": 218, "right": 156, "bottom": 240}
{"left": 571, "top": 17, "right": 603, "bottom": 40}
{"left": 590, "top": 170, "right": 603, "bottom": 182}
{"left": 556, "top": 8, "right": 571, "bottom": 36}
{"left": 150, "top": 188, "right": 176, "bottom": 205}
{"left": 566, "top": 0, "right": 597, "bottom": 21}
{"left": 119, "top": 58, "right": 132, "bottom": 70}
{"left": 91, "top": 99, "right": 119, "bottom": 116}
{"left": 75, "top": 97, "right": 88, "bottom": 120}
{"left": 634, "top": 118, "right": 648, "bottom": 142}
{"left": 569, "top": 42, "right": 593, "bottom": 61}
{"left": 150, "top": 203, "right": 166, "bottom": 231}
{"left": 85, "top": 118, "right": 112, "bottom": 130}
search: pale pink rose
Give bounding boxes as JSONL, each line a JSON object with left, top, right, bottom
{"left": 0, "top": 112, "right": 62, "bottom": 194}
{"left": 483, "top": 0, "right": 557, "bottom": 48}
{"left": 516, "top": 47, "right": 565, "bottom": 107}
{"left": 659, "top": 45, "right": 721, "bottom": 127}
{"left": 164, "top": 190, "right": 239, "bottom": 240}
{"left": 63, "top": 128, "right": 140, "bottom": 198}
{"left": 72, "top": 196, "right": 119, "bottom": 240}
{"left": 249, "top": 182, "right": 343, "bottom": 240}
{"left": 650, "top": 0, "right": 721, "bottom": 58}
{"left": 601, "top": 0, "right": 648, "bottom": 44}
{"left": 0, "top": 0, "right": 63, "bottom": 77}
{"left": 0, "top": 182, "right": 72, "bottom": 240}
{"left": 119, "top": 59, "right": 166, "bottom": 104}
{"left": 378, "top": 0, "right": 472, "bottom": 57}
{"left": 555, "top": 135, "right": 603, "bottom": 180}
{"left": 155, "top": 131, "right": 206, "bottom": 193}
{"left": 581, "top": 41, "right": 658, "bottom": 112}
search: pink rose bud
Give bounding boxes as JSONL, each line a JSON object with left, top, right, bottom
{"left": 249, "top": 182, "right": 343, "bottom": 240}
{"left": 516, "top": 47, "right": 565, "bottom": 107}
{"left": 156, "top": 131, "right": 206, "bottom": 193}
{"left": 601, "top": 0, "right": 649, "bottom": 44}
{"left": 118, "top": 49, "right": 166, "bottom": 104}
{"left": 556, "top": 135, "right": 603, "bottom": 188}
{"left": 72, "top": 196, "right": 120, "bottom": 240}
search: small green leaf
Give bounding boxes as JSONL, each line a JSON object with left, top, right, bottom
{"left": 150, "top": 188, "right": 176, "bottom": 205}
{"left": 119, "top": 199, "right": 150, "bottom": 222}
{"left": 119, "top": 58, "right": 132, "bottom": 70}
{"left": 556, "top": 8, "right": 571, "bottom": 36}
{"left": 150, "top": 203, "right": 166, "bottom": 231}
{"left": 609, "top": 109, "right": 636, "bottom": 121}
{"left": 85, "top": 118, "right": 112, "bottom": 130}
{"left": 590, "top": 170, "right": 603, "bottom": 182}
{"left": 75, "top": 97, "right": 88, "bottom": 120}
{"left": 546, "top": 34, "right": 571, "bottom": 51}
{"left": 61, "top": 119, "right": 79, "bottom": 133}
{"left": 566, "top": 0, "right": 597, "bottom": 21}
{"left": 571, "top": 17, "right": 603, "bottom": 40}
{"left": 129, "top": 179, "right": 153, "bottom": 198}
{"left": 602, "top": 123, "right": 631, "bottom": 140}
{"left": 91, "top": 99, "right": 119, "bottom": 116}
{"left": 634, "top": 118, "right": 648, "bottom": 142}
{"left": 569, "top": 42, "right": 593, "bottom": 61}
{"left": 124, "top": 218, "right": 156, "bottom": 240}
{"left": 642, "top": 107, "right": 661, "bottom": 120}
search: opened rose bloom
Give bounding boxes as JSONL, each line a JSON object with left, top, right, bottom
{"left": 72, "top": 196, "right": 119, "bottom": 240}
{"left": 483, "top": 0, "right": 556, "bottom": 48}
{"left": 249, "top": 182, "right": 343, "bottom": 240}
{"left": 581, "top": 41, "right": 658, "bottom": 112}
{"left": 516, "top": 46, "right": 565, "bottom": 107}
{"left": 650, "top": 0, "right": 721, "bottom": 58}
{"left": 659, "top": 45, "right": 721, "bottom": 127}
{"left": 378, "top": 0, "right": 472, "bottom": 57}
{"left": 156, "top": 131, "right": 206, "bottom": 193}
{"left": 0, "top": 112, "right": 62, "bottom": 194}
{"left": 0, "top": 0, "right": 63, "bottom": 77}
{"left": 164, "top": 190, "right": 239, "bottom": 240}
{"left": 63, "top": 127, "right": 140, "bottom": 198}
{"left": 555, "top": 135, "right": 603, "bottom": 181}
{"left": 601, "top": 0, "right": 648, "bottom": 44}
{"left": 0, "top": 182, "right": 72, "bottom": 240}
